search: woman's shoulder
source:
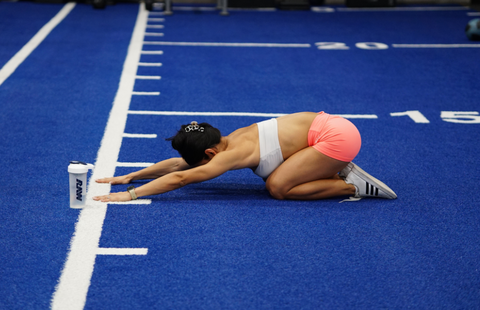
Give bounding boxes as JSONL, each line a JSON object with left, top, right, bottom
{"left": 223, "top": 124, "right": 260, "bottom": 168}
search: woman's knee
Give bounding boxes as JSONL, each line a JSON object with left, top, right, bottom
{"left": 265, "top": 176, "right": 287, "bottom": 200}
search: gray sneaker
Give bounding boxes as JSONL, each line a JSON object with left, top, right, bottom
{"left": 340, "top": 163, "right": 397, "bottom": 199}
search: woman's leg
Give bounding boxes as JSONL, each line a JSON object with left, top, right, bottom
{"left": 266, "top": 147, "right": 355, "bottom": 200}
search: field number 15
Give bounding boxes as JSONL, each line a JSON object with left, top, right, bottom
{"left": 391, "top": 111, "right": 480, "bottom": 124}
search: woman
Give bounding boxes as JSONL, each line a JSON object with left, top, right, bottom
{"left": 93, "top": 112, "right": 397, "bottom": 202}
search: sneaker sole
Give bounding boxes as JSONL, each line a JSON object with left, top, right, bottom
{"left": 351, "top": 163, "right": 397, "bottom": 199}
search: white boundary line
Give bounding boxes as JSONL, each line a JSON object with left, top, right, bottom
{"left": 51, "top": 4, "right": 148, "bottom": 310}
{"left": 0, "top": 2, "right": 76, "bottom": 87}
{"left": 128, "top": 110, "right": 378, "bottom": 119}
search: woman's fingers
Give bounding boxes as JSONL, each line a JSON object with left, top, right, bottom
{"left": 95, "top": 177, "right": 113, "bottom": 184}
{"left": 95, "top": 176, "right": 129, "bottom": 185}
{"left": 93, "top": 192, "right": 131, "bottom": 202}
{"left": 92, "top": 195, "right": 110, "bottom": 202}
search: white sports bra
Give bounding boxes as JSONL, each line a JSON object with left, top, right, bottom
{"left": 254, "top": 118, "right": 284, "bottom": 179}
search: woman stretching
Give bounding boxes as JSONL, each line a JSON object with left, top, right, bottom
{"left": 93, "top": 112, "right": 397, "bottom": 202}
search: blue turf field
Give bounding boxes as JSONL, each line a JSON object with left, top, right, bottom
{"left": 1, "top": 2, "right": 480, "bottom": 309}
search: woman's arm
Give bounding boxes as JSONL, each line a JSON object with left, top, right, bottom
{"left": 95, "top": 157, "right": 190, "bottom": 185}
{"left": 93, "top": 151, "right": 243, "bottom": 202}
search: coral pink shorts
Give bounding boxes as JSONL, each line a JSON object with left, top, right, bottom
{"left": 308, "top": 112, "right": 361, "bottom": 162}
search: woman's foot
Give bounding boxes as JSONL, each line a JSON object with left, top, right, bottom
{"left": 340, "top": 163, "right": 397, "bottom": 199}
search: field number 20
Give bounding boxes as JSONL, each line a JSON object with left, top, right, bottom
{"left": 391, "top": 111, "right": 480, "bottom": 124}
{"left": 315, "top": 42, "right": 389, "bottom": 50}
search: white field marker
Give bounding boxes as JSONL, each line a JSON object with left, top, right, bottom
{"left": 123, "top": 133, "right": 158, "bottom": 138}
{"left": 337, "top": 6, "right": 469, "bottom": 11}
{"left": 393, "top": 44, "right": 480, "bottom": 48}
{"left": 148, "top": 18, "right": 165, "bottom": 22}
{"left": 148, "top": 11, "right": 165, "bottom": 16}
{"left": 147, "top": 24, "right": 165, "bottom": 29}
{"left": 138, "top": 62, "right": 163, "bottom": 66}
{"left": 141, "top": 50, "right": 164, "bottom": 55}
{"left": 97, "top": 248, "right": 149, "bottom": 255}
{"left": 51, "top": 4, "right": 149, "bottom": 310}
{"left": 143, "top": 41, "right": 312, "bottom": 48}
{"left": 0, "top": 2, "right": 76, "bottom": 87}
{"left": 128, "top": 110, "right": 378, "bottom": 119}
{"left": 135, "top": 75, "right": 161, "bottom": 80}
{"left": 468, "top": 12, "right": 480, "bottom": 16}
{"left": 145, "top": 32, "right": 164, "bottom": 37}
{"left": 116, "top": 162, "right": 155, "bottom": 167}
{"left": 108, "top": 200, "right": 152, "bottom": 205}
{"left": 132, "top": 91, "right": 160, "bottom": 95}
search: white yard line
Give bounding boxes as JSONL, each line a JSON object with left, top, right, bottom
{"left": 116, "top": 162, "right": 155, "bottom": 167}
{"left": 138, "top": 62, "right": 163, "bottom": 66}
{"left": 143, "top": 41, "right": 312, "bottom": 48}
{"left": 51, "top": 4, "right": 149, "bottom": 310}
{"left": 128, "top": 110, "right": 379, "bottom": 119}
{"left": 393, "top": 44, "right": 480, "bottom": 48}
{"left": 141, "top": 50, "right": 164, "bottom": 55}
{"left": 0, "top": 2, "right": 75, "bottom": 87}
{"left": 135, "top": 75, "right": 161, "bottom": 80}
{"left": 97, "top": 248, "right": 149, "bottom": 255}
{"left": 123, "top": 133, "right": 158, "bottom": 138}
{"left": 337, "top": 6, "right": 469, "bottom": 12}
{"left": 132, "top": 91, "right": 161, "bottom": 95}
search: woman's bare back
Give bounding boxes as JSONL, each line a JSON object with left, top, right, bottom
{"left": 224, "top": 112, "right": 318, "bottom": 170}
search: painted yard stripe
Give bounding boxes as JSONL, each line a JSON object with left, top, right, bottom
{"left": 116, "top": 162, "right": 154, "bottom": 167}
{"left": 135, "top": 75, "right": 161, "bottom": 80}
{"left": 147, "top": 24, "right": 165, "bottom": 29}
{"left": 468, "top": 12, "right": 480, "bottom": 16}
{"left": 228, "top": 7, "right": 276, "bottom": 11}
{"left": 171, "top": 6, "right": 216, "bottom": 11}
{"left": 393, "top": 44, "right": 480, "bottom": 48}
{"left": 123, "top": 133, "right": 158, "bottom": 138}
{"left": 51, "top": 4, "right": 149, "bottom": 310}
{"left": 337, "top": 6, "right": 469, "bottom": 11}
{"left": 0, "top": 2, "right": 76, "bottom": 87}
{"left": 143, "top": 41, "right": 312, "bottom": 48}
{"left": 128, "top": 110, "right": 378, "bottom": 119}
{"left": 141, "top": 50, "right": 164, "bottom": 54}
{"left": 148, "top": 11, "right": 165, "bottom": 15}
{"left": 97, "top": 248, "right": 149, "bottom": 255}
{"left": 169, "top": 6, "right": 276, "bottom": 11}
{"left": 336, "top": 114, "right": 378, "bottom": 119}
{"left": 311, "top": 6, "right": 335, "bottom": 12}
{"left": 108, "top": 200, "right": 152, "bottom": 205}
{"left": 130, "top": 110, "right": 286, "bottom": 117}
{"left": 145, "top": 32, "right": 164, "bottom": 37}
{"left": 148, "top": 18, "right": 165, "bottom": 22}
{"left": 138, "top": 62, "right": 163, "bottom": 66}
{"left": 132, "top": 91, "right": 160, "bottom": 95}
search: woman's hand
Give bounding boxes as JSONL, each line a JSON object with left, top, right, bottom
{"left": 95, "top": 175, "right": 132, "bottom": 185}
{"left": 93, "top": 191, "right": 132, "bottom": 202}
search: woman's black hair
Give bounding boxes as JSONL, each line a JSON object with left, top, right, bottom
{"left": 166, "top": 122, "right": 221, "bottom": 166}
